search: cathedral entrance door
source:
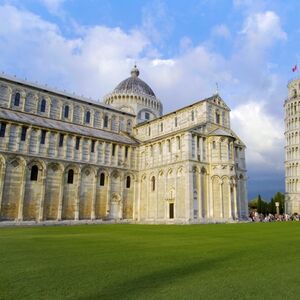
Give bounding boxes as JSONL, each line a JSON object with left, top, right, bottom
{"left": 169, "top": 203, "right": 174, "bottom": 219}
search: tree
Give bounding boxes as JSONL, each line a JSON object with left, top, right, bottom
{"left": 257, "top": 194, "right": 263, "bottom": 213}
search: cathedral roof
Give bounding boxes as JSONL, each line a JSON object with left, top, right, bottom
{"left": 113, "top": 66, "right": 156, "bottom": 98}
{"left": 209, "top": 128, "right": 236, "bottom": 138}
{"left": 0, "top": 109, "right": 137, "bottom": 145}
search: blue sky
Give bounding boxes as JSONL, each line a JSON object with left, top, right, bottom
{"left": 1, "top": 0, "right": 299, "bottom": 200}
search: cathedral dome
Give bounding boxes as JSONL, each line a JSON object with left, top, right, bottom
{"left": 103, "top": 66, "right": 163, "bottom": 123}
{"left": 113, "top": 66, "right": 156, "bottom": 97}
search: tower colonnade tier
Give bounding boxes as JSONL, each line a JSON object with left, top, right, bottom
{"left": 285, "top": 77, "right": 300, "bottom": 214}
{"left": 0, "top": 66, "right": 248, "bottom": 224}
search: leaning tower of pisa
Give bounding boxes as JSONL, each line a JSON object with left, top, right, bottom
{"left": 285, "top": 77, "right": 300, "bottom": 214}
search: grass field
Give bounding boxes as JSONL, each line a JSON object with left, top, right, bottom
{"left": 0, "top": 223, "right": 300, "bottom": 300}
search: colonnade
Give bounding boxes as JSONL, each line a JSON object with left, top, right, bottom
{"left": 0, "top": 155, "right": 136, "bottom": 222}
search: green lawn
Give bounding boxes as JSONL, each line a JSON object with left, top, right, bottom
{"left": 0, "top": 223, "right": 300, "bottom": 300}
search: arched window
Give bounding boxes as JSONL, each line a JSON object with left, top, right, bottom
{"left": 127, "top": 120, "right": 132, "bottom": 131}
{"left": 64, "top": 105, "right": 69, "bottom": 118}
{"left": 191, "top": 110, "right": 195, "bottom": 121}
{"left": 216, "top": 112, "right": 220, "bottom": 124}
{"left": 177, "top": 136, "right": 181, "bottom": 150}
{"left": 30, "top": 165, "right": 38, "bottom": 181}
{"left": 151, "top": 176, "right": 155, "bottom": 191}
{"left": 100, "top": 173, "right": 105, "bottom": 186}
{"left": 160, "top": 123, "right": 163, "bottom": 132}
{"left": 85, "top": 111, "right": 91, "bottom": 124}
{"left": 40, "top": 99, "right": 46, "bottom": 112}
{"left": 67, "top": 169, "right": 74, "bottom": 184}
{"left": 126, "top": 176, "right": 131, "bottom": 188}
{"left": 14, "top": 92, "right": 20, "bottom": 106}
{"left": 104, "top": 115, "right": 109, "bottom": 128}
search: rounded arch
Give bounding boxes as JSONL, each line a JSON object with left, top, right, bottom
{"left": 27, "top": 159, "right": 46, "bottom": 171}
{"left": 47, "top": 162, "right": 64, "bottom": 173}
{"left": 81, "top": 165, "right": 96, "bottom": 177}
{"left": 8, "top": 156, "right": 26, "bottom": 169}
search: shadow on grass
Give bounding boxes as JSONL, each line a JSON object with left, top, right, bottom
{"left": 80, "top": 253, "right": 237, "bottom": 300}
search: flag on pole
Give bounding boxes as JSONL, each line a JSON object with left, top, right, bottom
{"left": 292, "top": 64, "right": 297, "bottom": 72}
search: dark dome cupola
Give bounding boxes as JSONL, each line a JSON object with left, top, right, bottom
{"left": 103, "top": 66, "right": 163, "bottom": 123}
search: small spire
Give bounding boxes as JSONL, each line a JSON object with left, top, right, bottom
{"left": 215, "top": 82, "right": 219, "bottom": 95}
{"left": 131, "top": 65, "right": 140, "bottom": 77}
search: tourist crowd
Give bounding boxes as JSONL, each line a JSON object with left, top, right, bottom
{"left": 249, "top": 212, "right": 299, "bottom": 222}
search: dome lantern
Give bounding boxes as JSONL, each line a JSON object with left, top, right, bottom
{"left": 131, "top": 65, "right": 140, "bottom": 78}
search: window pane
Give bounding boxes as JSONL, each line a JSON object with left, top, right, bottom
{"left": 0, "top": 123, "right": 6, "bottom": 137}
{"left": 14, "top": 93, "right": 20, "bottom": 106}
{"left": 21, "top": 126, "right": 27, "bottom": 141}
{"left": 30, "top": 165, "right": 38, "bottom": 181}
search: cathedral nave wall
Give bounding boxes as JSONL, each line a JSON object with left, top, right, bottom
{"left": 0, "top": 154, "right": 137, "bottom": 221}
{"left": 0, "top": 79, "right": 135, "bottom": 135}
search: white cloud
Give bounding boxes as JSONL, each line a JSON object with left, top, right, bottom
{"left": 212, "top": 24, "right": 231, "bottom": 39}
{"left": 231, "top": 101, "right": 284, "bottom": 170}
{"left": 0, "top": 4, "right": 287, "bottom": 177}
{"left": 240, "top": 11, "right": 287, "bottom": 49}
{"left": 39, "top": 0, "right": 66, "bottom": 15}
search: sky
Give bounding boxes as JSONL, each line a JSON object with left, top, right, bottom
{"left": 0, "top": 0, "right": 299, "bottom": 200}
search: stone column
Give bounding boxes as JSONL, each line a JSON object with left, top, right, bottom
{"left": 198, "top": 171, "right": 202, "bottom": 220}
{"left": 35, "top": 130, "right": 41, "bottom": 154}
{"left": 127, "top": 147, "right": 131, "bottom": 168}
{"left": 17, "top": 165, "right": 27, "bottom": 221}
{"left": 24, "top": 127, "right": 32, "bottom": 153}
{"left": 91, "top": 173, "right": 96, "bottom": 220}
{"left": 106, "top": 173, "right": 111, "bottom": 218}
{"left": 220, "top": 182, "right": 224, "bottom": 219}
{"left": 74, "top": 169, "right": 81, "bottom": 221}
{"left": 115, "top": 144, "right": 119, "bottom": 166}
{"left": 57, "top": 169, "right": 64, "bottom": 221}
{"left": 132, "top": 176, "right": 137, "bottom": 220}
{"left": 3, "top": 123, "right": 11, "bottom": 151}
{"left": 102, "top": 142, "right": 106, "bottom": 164}
{"left": 94, "top": 141, "right": 99, "bottom": 164}
{"left": 44, "top": 131, "right": 50, "bottom": 155}
{"left": 38, "top": 170, "right": 47, "bottom": 222}
{"left": 228, "top": 184, "right": 232, "bottom": 219}
{"left": 200, "top": 137, "right": 203, "bottom": 161}
{"left": 0, "top": 162, "right": 6, "bottom": 214}
{"left": 136, "top": 176, "right": 141, "bottom": 221}
{"left": 194, "top": 135, "right": 198, "bottom": 159}
{"left": 119, "top": 175, "right": 124, "bottom": 219}
{"left": 185, "top": 166, "right": 193, "bottom": 221}
{"left": 208, "top": 176, "right": 213, "bottom": 218}
{"left": 233, "top": 183, "right": 238, "bottom": 219}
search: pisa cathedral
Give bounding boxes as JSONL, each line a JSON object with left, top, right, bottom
{"left": 0, "top": 66, "right": 248, "bottom": 224}
{"left": 285, "top": 77, "right": 300, "bottom": 214}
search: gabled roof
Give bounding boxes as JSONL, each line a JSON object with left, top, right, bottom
{"left": 207, "top": 94, "right": 231, "bottom": 111}
{"left": 208, "top": 127, "right": 246, "bottom": 147}
{"left": 209, "top": 128, "right": 236, "bottom": 138}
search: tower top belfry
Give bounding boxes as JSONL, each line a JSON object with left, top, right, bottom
{"left": 284, "top": 76, "right": 300, "bottom": 214}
